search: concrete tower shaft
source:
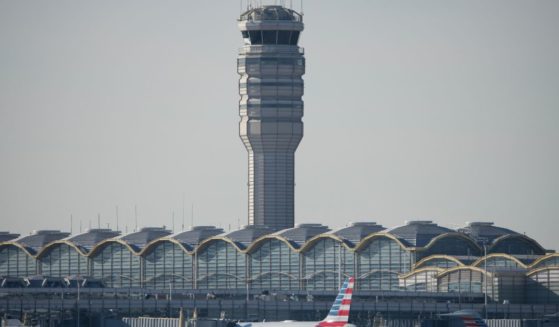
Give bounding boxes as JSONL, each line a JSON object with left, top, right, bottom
{"left": 238, "top": 6, "right": 305, "bottom": 231}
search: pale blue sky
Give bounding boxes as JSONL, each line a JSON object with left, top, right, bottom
{"left": 1, "top": 1, "right": 558, "bottom": 249}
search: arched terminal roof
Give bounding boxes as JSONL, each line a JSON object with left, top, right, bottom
{"left": 0, "top": 232, "right": 20, "bottom": 242}
{"left": 65, "top": 229, "right": 121, "bottom": 252}
{"left": 276, "top": 223, "right": 330, "bottom": 248}
{"left": 458, "top": 222, "right": 517, "bottom": 245}
{"left": 118, "top": 227, "right": 171, "bottom": 252}
{"left": 12, "top": 230, "right": 70, "bottom": 255}
{"left": 333, "top": 222, "right": 385, "bottom": 247}
{"left": 240, "top": 5, "right": 302, "bottom": 22}
{"left": 169, "top": 226, "right": 225, "bottom": 251}
{"left": 388, "top": 221, "right": 453, "bottom": 247}
{"left": 223, "top": 225, "right": 273, "bottom": 249}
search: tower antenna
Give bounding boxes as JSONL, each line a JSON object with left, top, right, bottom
{"left": 134, "top": 205, "right": 138, "bottom": 232}
{"left": 182, "top": 193, "right": 185, "bottom": 231}
{"left": 172, "top": 210, "right": 175, "bottom": 233}
{"left": 116, "top": 206, "right": 119, "bottom": 231}
{"left": 70, "top": 214, "right": 73, "bottom": 234}
{"left": 191, "top": 203, "right": 194, "bottom": 228}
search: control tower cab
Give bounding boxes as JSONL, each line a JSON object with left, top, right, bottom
{"left": 237, "top": 5, "right": 305, "bottom": 231}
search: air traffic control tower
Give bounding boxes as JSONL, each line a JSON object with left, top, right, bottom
{"left": 238, "top": 5, "right": 305, "bottom": 231}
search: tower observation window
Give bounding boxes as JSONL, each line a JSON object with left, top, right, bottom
{"left": 246, "top": 30, "right": 300, "bottom": 45}
{"left": 289, "top": 31, "right": 299, "bottom": 45}
{"left": 262, "top": 30, "right": 277, "bottom": 44}
{"left": 277, "top": 31, "right": 291, "bottom": 44}
{"left": 249, "top": 30, "right": 262, "bottom": 44}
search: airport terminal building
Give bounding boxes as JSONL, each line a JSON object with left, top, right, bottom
{"left": 0, "top": 220, "right": 557, "bottom": 304}
{"left": 1, "top": 6, "right": 557, "bottom": 322}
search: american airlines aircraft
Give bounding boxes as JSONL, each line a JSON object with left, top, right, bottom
{"left": 439, "top": 310, "right": 489, "bottom": 327}
{"left": 237, "top": 277, "right": 356, "bottom": 327}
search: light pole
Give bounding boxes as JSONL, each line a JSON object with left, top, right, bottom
{"left": 483, "top": 243, "right": 488, "bottom": 320}
{"left": 77, "top": 275, "right": 80, "bottom": 327}
{"left": 169, "top": 282, "right": 173, "bottom": 318}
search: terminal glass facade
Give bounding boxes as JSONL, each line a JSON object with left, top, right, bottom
{"left": 197, "top": 240, "right": 246, "bottom": 289}
{"left": 249, "top": 239, "right": 299, "bottom": 290}
{"left": 91, "top": 243, "right": 141, "bottom": 288}
{"left": 0, "top": 245, "right": 37, "bottom": 277}
{"left": 40, "top": 244, "right": 88, "bottom": 277}
{"left": 143, "top": 242, "right": 193, "bottom": 290}
{"left": 357, "top": 237, "right": 411, "bottom": 290}
{"left": 303, "top": 238, "right": 353, "bottom": 290}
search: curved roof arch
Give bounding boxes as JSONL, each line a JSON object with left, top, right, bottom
{"left": 36, "top": 240, "right": 89, "bottom": 258}
{"left": 471, "top": 253, "right": 528, "bottom": 269}
{"left": 413, "top": 255, "right": 465, "bottom": 269}
{"left": 298, "top": 233, "right": 354, "bottom": 253}
{"left": 489, "top": 234, "right": 546, "bottom": 255}
{"left": 87, "top": 239, "right": 141, "bottom": 257}
{"left": 195, "top": 236, "right": 246, "bottom": 254}
{"left": 399, "top": 267, "right": 446, "bottom": 279}
{"left": 140, "top": 238, "right": 192, "bottom": 256}
{"left": 436, "top": 266, "right": 493, "bottom": 279}
{"left": 245, "top": 235, "right": 300, "bottom": 253}
{"left": 529, "top": 253, "right": 559, "bottom": 269}
{"left": 526, "top": 266, "right": 559, "bottom": 276}
{"left": 354, "top": 232, "right": 409, "bottom": 252}
{"left": 417, "top": 232, "right": 482, "bottom": 252}
{"left": 0, "top": 242, "right": 37, "bottom": 258}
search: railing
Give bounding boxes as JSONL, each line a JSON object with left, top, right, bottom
{"left": 239, "top": 45, "right": 304, "bottom": 55}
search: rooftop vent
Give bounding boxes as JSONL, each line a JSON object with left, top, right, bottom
{"left": 191, "top": 226, "right": 220, "bottom": 231}
{"left": 31, "top": 230, "right": 64, "bottom": 235}
{"left": 85, "top": 228, "right": 114, "bottom": 233}
{"left": 295, "top": 223, "right": 327, "bottom": 228}
{"left": 139, "top": 227, "right": 169, "bottom": 232}
{"left": 349, "top": 222, "right": 378, "bottom": 227}
{"left": 405, "top": 220, "right": 433, "bottom": 225}
{"left": 467, "top": 222, "right": 495, "bottom": 226}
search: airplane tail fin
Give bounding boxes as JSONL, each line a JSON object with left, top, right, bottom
{"left": 317, "top": 277, "right": 355, "bottom": 327}
{"left": 459, "top": 315, "right": 488, "bottom": 327}
{"left": 439, "top": 310, "right": 488, "bottom": 327}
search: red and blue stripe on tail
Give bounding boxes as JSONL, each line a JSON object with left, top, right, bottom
{"left": 460, "top": 316, "right": 488, "bottom": 327}
{"left": 316, "top": 277, "right": 355, "bottom": 327}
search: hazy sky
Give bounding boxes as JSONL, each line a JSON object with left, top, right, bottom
{"left": 1, "top": 1, "right": 558, "bottom": 249}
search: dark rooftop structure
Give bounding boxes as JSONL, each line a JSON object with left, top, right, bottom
{"left": 277, "top": 223, "right": 330, "bottom": 248}
{"left": 171, "top": 226, "right": 225, "bottom": 251}
{"left": 119, "top": 227, "right": 171, "bottom": 252}
{"left": 224, "top": 225, "right": 273, "bottom": 249}
{"left": 65, "top": 229, "right": 121, "bottom": 252}
{"left": 14, "top": 230, "right": 70, "bottom": 254}
{"left": 388, "top": 221, "right": 453, "bottom": 247}
{"left": 0, "top": 232, "right": 20, "bottom": 242}
{"left": 333, "top": 222, "right": 386, "bottom": 247}
{"left": 458, "top": 222, "right": 518, "bottom": 245}
{"left": 240, "top": 5, "right": 302, "bottom": 22}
